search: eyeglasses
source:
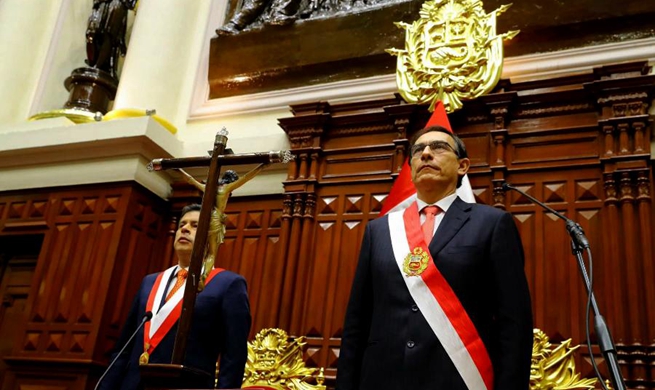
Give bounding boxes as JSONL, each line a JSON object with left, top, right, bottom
{"left": 410, "top": 140, "right": 459, "bottom": 158}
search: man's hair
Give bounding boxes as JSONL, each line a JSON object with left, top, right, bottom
{"left": 180, "top": 203, "right": 201, "bottom": 221}
{"left": 408, "top": 125, "right": 468, "bottom": 188}
{"left": 220, "top": 170, "right": 239, "bottom": 185}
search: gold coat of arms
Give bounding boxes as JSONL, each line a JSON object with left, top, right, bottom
{"left": 387, "top": 0, "right": 518, "bottom": 112}
{"left": 404, "top": 247, "right": 430, "bottom": 276}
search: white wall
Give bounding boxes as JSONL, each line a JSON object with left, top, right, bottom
{"left": 0, "top": 0, "right": 66, "bottom": 125}
{"left": 32, "top": 0, "right": 92, "bottom": 115}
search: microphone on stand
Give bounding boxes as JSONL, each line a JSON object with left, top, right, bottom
{"left": 502, "top": 183, "right": 626, "bottom": 390}
{"left": 94, "top": 311, "right": 153, "bottom": 390}
{"left": 502, "top": 183, "right": 589, "bottom": 248}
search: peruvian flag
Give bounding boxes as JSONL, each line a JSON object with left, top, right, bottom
{"left": 379, "top": 101, "right": 476, "bottom": 215}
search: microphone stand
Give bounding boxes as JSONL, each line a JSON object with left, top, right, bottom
{"left": 94, "top": 311, "right": 153, "bottom": 390}
{"left": 503, "top": 183, "right": 626, "bottom": 390}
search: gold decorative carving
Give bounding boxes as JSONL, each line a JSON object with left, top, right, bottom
{"left": 530, "top": 329, "right": 597, "bottom": 390}
{"left": 243, "top": 328, "right": 326, "bottom": 390}
{"left": 387, "top": 0, "right": 518, "bottom": 112}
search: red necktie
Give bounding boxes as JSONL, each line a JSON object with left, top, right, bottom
{"left": 422, "top": 205, "right": 439, "bottom": 245}
{"left": 166, "top": 269, "right": 188, "bottom": 302}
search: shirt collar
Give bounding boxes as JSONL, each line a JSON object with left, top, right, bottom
{"left": 416, "top": 192, "right": 458, "bottom": 213}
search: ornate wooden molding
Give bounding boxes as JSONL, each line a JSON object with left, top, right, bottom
{"left": 0, "top": 183, "right": 171, "bottom": 389}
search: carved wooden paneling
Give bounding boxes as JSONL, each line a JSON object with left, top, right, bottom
{"left": 98, "top": 190, "right": 171, "bottom": 361}
{"left": 510, "top": 127, "right": 600, "bottom": 168}
{"left": 498, "top": 170, "right": 605, "bottom": 345}
{"left": 20, "top": 189, "right": 130, "bottom": 360}
{"left": 216, "top": 197, "right": 284, "bottom": 336}
{"left": 0, "top": 184, "right": 171, "bottom": 390}
{"left": 321, "top": 149, "right": 395, "bottom": 182}
{"left": 299, "top": 184, "right": 391, "bottom": 378}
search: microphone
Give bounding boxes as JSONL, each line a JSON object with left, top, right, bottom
{"left": 94, "top": 311, "right": 153, "bottom": 390}
{"left": 502, "top": 182, "right": 625, "bottom": 390}
{"left": 502, "top": 183, "right": 589, "bottom": 249}
{"left": 147, "top": 150, "right": 295, "bottom": 172}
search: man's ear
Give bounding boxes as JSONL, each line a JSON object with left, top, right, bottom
{"left": 458, "top": 157, "right": 470, "bottom": 176}
{"left": 409, "top": 157, "right": 418, "bottom": 184}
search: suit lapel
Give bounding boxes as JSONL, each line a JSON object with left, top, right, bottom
{"left": 429, "top": 197, "right": 471, "bottom": 255}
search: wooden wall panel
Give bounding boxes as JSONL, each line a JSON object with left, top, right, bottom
{"left": 215, "top": 197, "right": 284, "bottom": 335}
{"left": 0, "top": 184, "right": 171, "bottom": 390}
{"left": 99, "top": 191, "right": 171, "bottom": 361}
{"left": 298, "top": 184, "right": 390, "bottom": 378}
{"left": 2, "top": 367, "right": 89, "bottom": 390}
{"left": 510, "top": 127, "right": 600, "bottom": 168}
{"left": 498, "top": 170, "right": 606, "bottom": 345}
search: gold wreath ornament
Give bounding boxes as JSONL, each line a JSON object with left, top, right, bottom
{"left": 387, "top": 0, "right": 518, "bottom": 113}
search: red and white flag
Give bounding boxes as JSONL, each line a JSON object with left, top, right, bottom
{"left": 380, "top": 101, "right": 475, "bottom": 215}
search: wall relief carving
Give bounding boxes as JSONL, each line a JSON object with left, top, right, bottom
{"left": 209, "top": 0, "right": 655, "bottom": 99}
{"left": 218, "top": 0, "right": 410, "bottom": 35}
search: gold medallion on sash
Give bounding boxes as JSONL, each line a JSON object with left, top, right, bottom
{"left": 403, "top": 247, "right": 429, "bottom": 276}
{"left": 139, "top": 343, "right": 150, "bottom": 365}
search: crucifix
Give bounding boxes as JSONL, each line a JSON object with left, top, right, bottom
{"left": 139, "top": 128, "right": 293, "bottom": 387}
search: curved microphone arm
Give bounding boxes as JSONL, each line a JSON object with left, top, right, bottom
{"left": 502, "top": 183, "right": 625, "bottom": 390}
{"left": 502, "top": 183, "right": 589, "bottom": 249}
{"left": 94, "top": 311, "right": 153, "bottom": 390}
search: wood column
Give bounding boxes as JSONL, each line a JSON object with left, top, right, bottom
{"left": 589, "top": 61, "right": 655, "bottom": 388}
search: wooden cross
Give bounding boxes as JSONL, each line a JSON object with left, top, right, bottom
{"left": 142, "top": 129, "right": 292, "bottom": 383}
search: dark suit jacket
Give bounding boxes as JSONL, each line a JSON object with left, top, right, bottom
{"left": 100, "top": 269, "right": 251, "bottom": 390}
{"left": 337, "top": 197, "right": 533, "bottom": 390}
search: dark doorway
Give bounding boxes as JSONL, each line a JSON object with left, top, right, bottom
{"left": 0, "top": 235, "right": 42, "bottom": 385}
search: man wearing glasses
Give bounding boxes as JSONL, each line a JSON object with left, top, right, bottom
{"left": 337, "top": 126, "right": 533, "bottom": 390}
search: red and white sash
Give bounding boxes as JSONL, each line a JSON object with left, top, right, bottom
{"left": 388, "top": 202, "right": 493, "bottom": 390}
{"left": 143, "top": 266, "right": 224, "bottom": 356}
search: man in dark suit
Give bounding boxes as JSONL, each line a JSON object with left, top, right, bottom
{"left": 337, "top": 126, "right": 533, "bottom": 390}
{"left": 99, "top": 204, "right": 251, "bottom": 389}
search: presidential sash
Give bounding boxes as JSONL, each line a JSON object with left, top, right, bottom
{"left": 139, "top": 266, "right": 224, "bottom": 365}
{"left": 388, "top": 202, "right": 493, "bottom": 390}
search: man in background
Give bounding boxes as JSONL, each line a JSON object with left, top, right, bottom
{"left": 337, "top": 126, "right": 533, "bottom": 390}
{"left": 100, "top": 203, "right": 251, "bottom": 389}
